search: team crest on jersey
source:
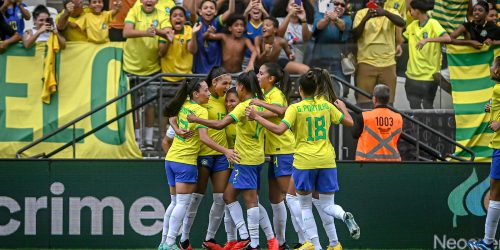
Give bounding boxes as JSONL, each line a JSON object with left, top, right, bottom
{"left": 166, "top": 7, "right": 170, "bottom": 13}
{"left": 180, "top": 38, "right": 185, "bottom": 45}
{"left": 102, "top": 23, "right": 107, "bottom": 29}
{"left": 422, "top": 32, "right": 428, "bottom": 39}
{"left": 393, "top": 3, "right": 399, "bottom": 9}
{"left": 153, "top": 19, "right": 159, "bottom": 27}
{"left": 481, "top": 29, "right": 488, "bottom": 37}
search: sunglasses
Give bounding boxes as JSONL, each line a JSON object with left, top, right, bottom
{"left": 333, "top": 2, "right": 346, "bottom": 7}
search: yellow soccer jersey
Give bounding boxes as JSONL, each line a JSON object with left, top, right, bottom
{"left": 133, "top": 0, "right": 175, "bottom": 23}
{"left": 403, "top": 18, "right": 447, "bottom": 81}
{"left": 199, "top": 94, "right": 228, "bottom": 156}
{"left": 75, "top": 11, "right": 113, "bottom": 43}
{"left": 263, "top": 87, "right": 295, "bottom": 154}
{"left": 282, "top": 98, "right": 344, "bottom": 169}
{"left": 384, "top": 0, "right": 405, "bottom": 18}
{"left": 229, "top": 99, "right": 265, "bottom": 165}
{"left": 166, "top": 100, "right": 208, "bottom": 165}
{"left": 56, "top": 10, "right": 89, "bottom": 41}
{"left": 490, "top": 83, "right": 500, "bottom": 149}
{"left": 353, "top": 8, "right": 401, "bottom": 68}
{"left": 160, "top": 25, "right": 194, "bottom": 82}
{"left": 123, "top": 7, "right": 170, "bottom": 75}
{"left": 226, "top": 123, "right": 236, "bottom": 149}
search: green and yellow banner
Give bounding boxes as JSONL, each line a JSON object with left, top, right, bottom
{"left": 0, "top": 42, "right": 141, "bottom": 158}
{"left": 447, "top": 45, "right": 500, "bottom": 162}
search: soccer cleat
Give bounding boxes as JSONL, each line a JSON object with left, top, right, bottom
{"left": 158, "top": 243, "right": 165, "bottom": 250}
{"left": 344, "top": 212, "right": 360, "bottom": 240}
{"left": 267, "top": 237, "right": 279, "bottom": 250}
{"left": 179, "top": 239, "right": 193, "bottom": 250}
{"left": 294, "top": 241, "right": 314, "bottom": 250}
{"left": 231, "top": 239, "right": 251, "bottom": 250}
{"left": 165, "top": 243, "right": 181, "bottom": 250}
{"left": 292, "top": 243, "right": 303, "bottom": 250}
{"left": 222, "top": 241, "right": 238, "bottom": 250}
{"left": 326, "top": 243, "right": 342, "bottom": 250}
{"left": 279, "top": 242, "right": 290, "bottom": 250}
{"left": 203, "top": 239, "right": 223, "bottom": 250}
{"left": 467, "top": 240, "right": 495, "bottom": 250}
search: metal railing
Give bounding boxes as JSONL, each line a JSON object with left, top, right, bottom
{"left": 16, "top": 72, "right": 475, "bottom": 161}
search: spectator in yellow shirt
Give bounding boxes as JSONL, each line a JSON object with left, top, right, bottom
{"left": 57, "top": 0, "right": 88, "bottom": 41}
{"left": 75, "top": 0, "right": 122, "bottom": 43}
{"left": 352, "top": 0, "right": 405, "bottom": 109}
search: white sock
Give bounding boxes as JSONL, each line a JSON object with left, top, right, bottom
{"left": 227, "top": 201, "right": 249, "bottom": 239}
{"left": 166, "top": 193, "right": 191, "bottom": 245}
{"left": 313, "top": 198, "right": 338, "bottom": 246}
{"left": 259, "top": 203, "right": 275, "bottom": 240}
{"left": 206, "top": 193, "right": 225, "bottom": 241}
{"left": 271, "top": 201, "right": 287, "bottom": 245}
{"left": 145, "top": 127, "right": 154, "bottom": 145}
{"left": 180, "top": 193, "right": 204, "bottom": 242}
{"left": 161, "top": 195, "right": 176, "bottom": 243}
{"left": 320, "top": 194, "right": 346, "bottom": 221}
{"left": 135, "top": 129, "right": 140, "bottom": 141}
{"left": 224, "top": 206, "right": 238, "bottom": 241}
{"left": 297, "top": 194, "right": 320, "bottom": 250}
{"left": 248, "top": 207, "right": 260, "bottom": 248}
{"left": 286, "top": 194, "right": 306, "bottom": 243}
{"left": 484, "top": 200, "right": 500, "bottom": 244}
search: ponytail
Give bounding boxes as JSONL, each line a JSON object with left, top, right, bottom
{"left": 163, "top": 78, "right": 203, "bottom": 117}
{"left": 236, "top": 71, "right": 264, "bottom": 100}
{"left": 314, "top": 68, "right": 337, "bottom": 103}
{"left": 205, "top": 66, "right": 228, "bottom": 88}
{"left": 263, "top": 62, "right": 292, "bottom": 102}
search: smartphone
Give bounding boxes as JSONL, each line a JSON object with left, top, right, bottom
{"left": 294, "top": 0, "right": 301, "bottom": 6}
{"left": 47, "top": 17, "right": 54, "bottom": 26}
{"left": 367, "top": 0, "right": 378, "bottom": 9}
{"left": 326, "top": 2, "right": 334, "bottom": 12}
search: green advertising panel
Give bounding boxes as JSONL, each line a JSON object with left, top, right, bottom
{"left": 0, "top": 160, "right": 494, "bottom": 249}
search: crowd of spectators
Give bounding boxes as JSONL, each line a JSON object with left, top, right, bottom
{"left": 1, "top": 0, "right": 500, "bottom": 147}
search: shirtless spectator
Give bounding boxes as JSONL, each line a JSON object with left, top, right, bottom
{"left": 206, "top": 14, "right": 257, "bottom": 73}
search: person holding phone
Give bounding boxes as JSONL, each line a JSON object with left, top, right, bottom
{"left": 271, "top": 0, "right": 315, "bottom": 63}
{"left": 23, "top": 5, "right": 66, "bottom": 48}
{"left": 352, "top": 0, "right": 405, "bottom": 109}
{"left": 311, "top": 0, "right": 352, "bottom": 97}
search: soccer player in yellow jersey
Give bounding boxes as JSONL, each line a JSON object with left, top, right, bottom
{"left": 188, "top": 72, "right": 276, "bottom": 250}
{"left": 159, "top": 79, "right": 238, "bottom": 250}
{"left": 468, "top": 57, "right": 500, "bottom": 250}
{"left": 75, "top": 0, "right": 122, "bottom": 43}
{"left": 247, "top": 69, "right": 360, "bottom": 250}
{"left": 251, "top": 63, "right": 294, "bottom": 249}
{"left": 177, "top": 67, "right": 234, "bottom": 250}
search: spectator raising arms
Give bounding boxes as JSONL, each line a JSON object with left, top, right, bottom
{"left": 159, "top": 6, "right": 202, "bottom": 82}
{"left": 206, "top": 14, "right": 257, "bottom": 73}
{"left": 352, "top": 0, "right": 405, "bottom": 109}
{"left": 243, "top": 0, "right": 268, "bottom": 58}
{"left": 272, "top": 0, "right": 314, "bottom": 63}
{"left": 450, "top": 1, "right": 500, "bottom": 49}
{"left": 0, "top": 11, "right": 21, "bottom": 52}
{"left": 0, "top": 0, "right": 30, "bottom": 36}
{"left": 255, "top": 17, "right": 309, "bottom": 74}
{"left": 57, "top": 0, "right": 88, "bottom": 41}
{"left": 23, "top": 5, "right": 66, "bottom": 48}
{"left": 75, "top": 0, "right": 122, "bottom": 43}
{"left": 311, "top": 0, "right": 352, "bottom": 97}
{"left": 403, "top": 0, "right": 450, "bottom": 109}
{"left": 123, "top": 0, "right": 171, "bottom": 149}
{"left": 187, "top": 0, "right": 236, "bottom": 74}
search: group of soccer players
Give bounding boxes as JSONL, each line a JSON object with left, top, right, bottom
{"left": 158, "top": 64, "right": 360, "bottom": 250}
